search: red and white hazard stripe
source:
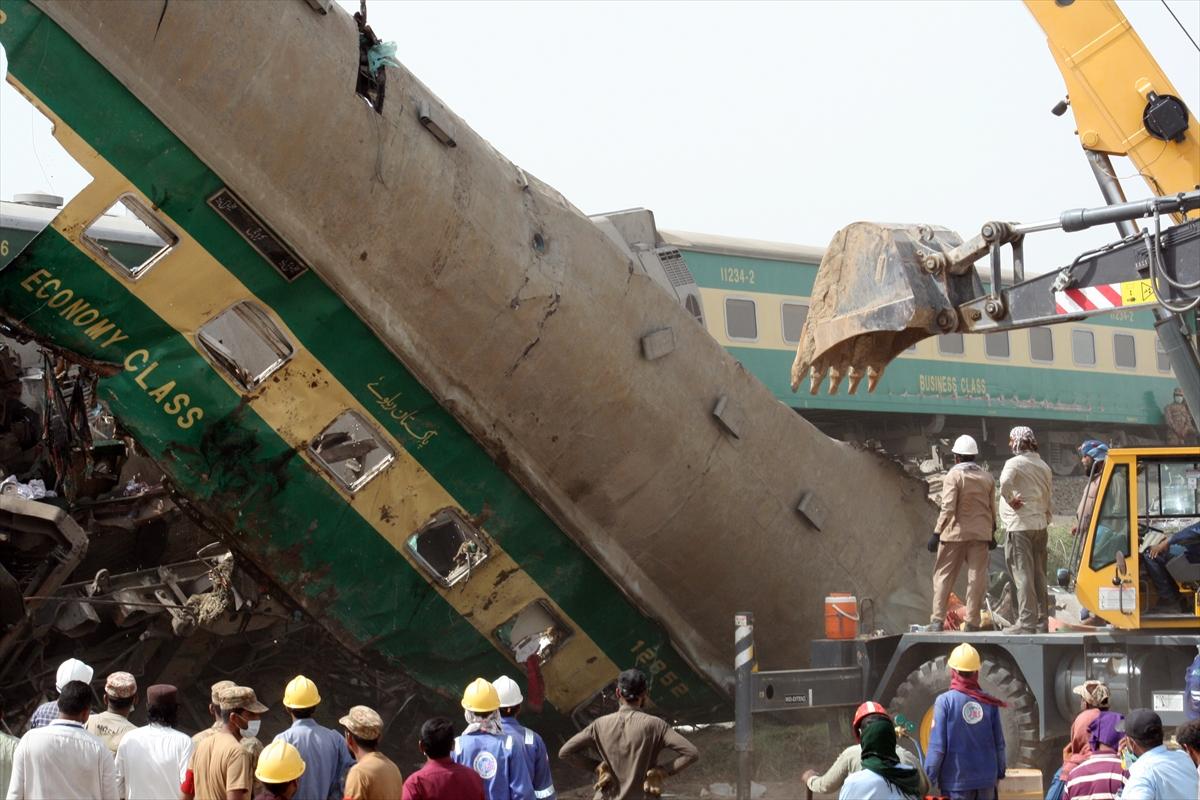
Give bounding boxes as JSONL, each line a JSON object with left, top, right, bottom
{"left": 1054, "top": 283, "right": 1123, "bottom": 315}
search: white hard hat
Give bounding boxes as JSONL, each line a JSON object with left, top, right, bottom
{"left": 56, "top": 658, "right": 94, "bottom": 691}
{"left": 492, "top": 675, "right": 523, "bottom": 707}
{"left": 951, "top": 435, "right": 979, "bottom": 456}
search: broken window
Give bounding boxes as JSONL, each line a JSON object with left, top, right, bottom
{"left": 197, "top": 302, "right": 295, "bottom": 391}
{"left": 80, "top": 195, "right": 177, "bottom": 279}
{"left": 309, "top": 410, "right": 395, "bottom": 493}
{"left": 406, "top": 508, "right": 489, "bottom": 587}
{"left": 495, "top": 600, "right": 572, "bottom": 666}
{"left": 571, "top": 680, "right": 618, "bottom": 729}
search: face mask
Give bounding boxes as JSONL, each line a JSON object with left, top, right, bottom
{"left": 243, "top": 718, "right": 261, "bottom": 737}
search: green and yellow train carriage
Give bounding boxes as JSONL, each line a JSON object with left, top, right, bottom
{"left": 662, "top": 228, "right": 1188, "bottom": 473}
{"left": 0, "top": 0, "right": 724, "bottom": 731}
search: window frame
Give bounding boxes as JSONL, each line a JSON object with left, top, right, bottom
{"left": 493, "top": 599, "right": 574, "bottom": 667}
{"left": 780, "top": 301, "right": 810, "bottom": 346}
{"left": 308, "top": 409, "right": 396, "bottom": 493}
{"left": 984, "top": 331, "right": 1011, "bottom": 360}
{"left": 1087, "top": 463, "right": 1131, "bottom": 571}
{"left": 405, "top": 508, "right": 491, "bottom": 588}
{"left": 937, "top": 332, "right": 965, "bottom": 356}
{"left": 196, "top": 301, "right": 296, "bottom": 392}
{"left": 724, "top": 296, "right": 759, "bottom": 343}
{"left": 1071, "top": 328, "right": 1097, "bottom": 367}
{"left": 1029, "top": 328, "right": 1055, "bottom": 363}
{"left": 1112, "top": 333, "right": 1137, "bottom": 370}
{"left": 80, "top": 193, "right": 178, "bottom": 281}
{"left": 1155, "top": 339, "right": 1172, "bottom": 373}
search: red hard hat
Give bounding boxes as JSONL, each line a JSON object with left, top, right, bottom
{"left": 852, "top": 701, "right": 890, "bottom": 739}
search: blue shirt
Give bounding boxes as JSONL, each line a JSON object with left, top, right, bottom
{"left": 923, "top": 689, "right": 1006, "bottom": 792}
{"left": 27, "top": 701, "right": 58, "bottom": 731}
{"left": 453, "top": 730, "right": 533, "bottom": 800}
{"left": 1121, "top": 744, "right": 1197, "bottom": 800}
{"left": 500, "top": 718, "right": 555, "bottom": 800}
{"left": 273, "top": 718, "right": 354, "bottom": 800}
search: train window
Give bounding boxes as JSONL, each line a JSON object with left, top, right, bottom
{"left": 1072, "top": 329, "right": 1096, "bottom": 366}
{"left": 984, "top": 331, "right": 1010, "bottom": 359}
{"left": 1156, "top": 340, "right": 1172, "bottom": 373}
{"left": 1113, "top": 334, "right": 1137, "bottom": 369}
{"left": 406, "top": 508, "right": 490, "bottom": 587}
{"left": 1088, "top": 464, "right": 1129, "bottom": 570}
{"left": 781, "top": 303, "right": 809, "bottom": 345}
{"left": 81, "top": 194, "right": 178, "bottom": 280}
{"left": 197, "top": 301, "right": 295, "bottom": 391}
{"left": 309, "top": 410, "right": 395, "bottom": 493}
{"left": 725, "top": 298, "right": 758, "bottom": 341}
{"left": 1029, "top": 328, "right": 1054, "bottom": 362}
{"left": 494, "top": 600, "right": 573, "bottom": 666}
{"left": 937, "top": 333, "right": 964, "bottom": 355}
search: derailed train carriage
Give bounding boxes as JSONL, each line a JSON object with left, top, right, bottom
{"left": 0, "top": 0, "right": 938, "bottom": 737}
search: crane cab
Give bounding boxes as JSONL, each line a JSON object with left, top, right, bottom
{"left": 1071, "top": 447, "right": 1200, "bottom": 629}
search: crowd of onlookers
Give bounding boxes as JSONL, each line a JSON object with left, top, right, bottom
{"left": 799, "top": 641, "right": 1200, "bottom": 800}
{"left": 4, "top": 652, "right": 1200, "bottom": 800}
{"left": 0, "top": 658, "right": 698, "bottom": 800}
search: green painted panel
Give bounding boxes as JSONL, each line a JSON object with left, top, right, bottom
{"left": 682, "top": 250, "right": 815, "bottom": 295}
{"left": 0, "top": 227, "right": 37, "bottom": 270}
{"left": 729, "top": 346, "right": 1177, "bottom": 426}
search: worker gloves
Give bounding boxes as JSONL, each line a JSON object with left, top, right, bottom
{"left": 927, "top": 533, "right": 940, "bottom": 553}
{"left": 595, "top": 763, "right": 614, "bottom": 793}
{"left": 644, "top": 767, "right": 668, "bottom": 797}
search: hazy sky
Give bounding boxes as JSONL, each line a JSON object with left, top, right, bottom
{"left": 2, "top": 0, "right": 1197, "bottom": 272}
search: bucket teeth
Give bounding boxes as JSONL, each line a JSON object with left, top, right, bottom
{"left": 866, "top": 364, "right": 885, "bottom": 393}
{"left": 808, "top": 362, "right": 828, "bottom": 395}
{"left": 827, "top": 364, "right": 845, "bottom": 395}
{"left": 846, "top": 365, "right": 865, "bottom": 395}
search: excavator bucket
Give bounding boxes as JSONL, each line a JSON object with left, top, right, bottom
{"left": 790, "top": 222, "right": 983, "bottom": 395}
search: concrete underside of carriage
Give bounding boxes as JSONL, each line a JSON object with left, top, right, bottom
{"left": 39, "top": 0, "right": 936, "bottom": 683}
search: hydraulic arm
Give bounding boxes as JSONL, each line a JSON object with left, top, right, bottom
{"left": 791, "top": 0, "right": 1200, "bottom": 412}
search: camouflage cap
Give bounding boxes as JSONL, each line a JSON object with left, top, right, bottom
{"left": 211, "top": 679, "right": 236, "bottom": 705}
{"left": 217, "top": 685, "right": 269, "bottom": 713}
{"left": 339, "top": 705, "right": 383, "bottom": 739}
{"left": 105, "top": 671, "right": 137, "bottom": 699}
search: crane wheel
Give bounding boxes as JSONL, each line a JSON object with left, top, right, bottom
{"left": 888, "top": 654, "right": 1042, "bottom": 768}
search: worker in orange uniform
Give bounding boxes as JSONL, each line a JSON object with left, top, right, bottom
{"left": 922, "top": 435, "right": 996, "bottom": 632}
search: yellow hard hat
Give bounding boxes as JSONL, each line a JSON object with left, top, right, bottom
{"left": 255, "top": 740, "right": 306, "bottom": 784}
{"left": 948, "top": 642, "right": 981, "bottom": 672}
{"left": 283, "top": 675, "right": 321, "bottom": 709}
{"left": 461, "top": 677, "right": 501, "bottom": 713}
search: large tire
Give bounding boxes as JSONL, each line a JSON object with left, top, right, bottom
{"left": 888, "top": 655, "right": 1042, "bottom": 768}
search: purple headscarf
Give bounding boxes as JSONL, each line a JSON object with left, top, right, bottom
{"left": 1089, "top": 710, "right": 1124, "bottom": 752}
